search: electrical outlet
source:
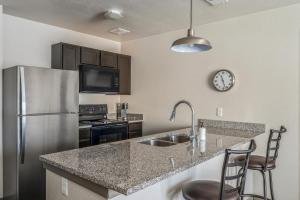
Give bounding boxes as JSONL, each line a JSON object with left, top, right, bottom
{"left": 205, "top": 0, "right": 229, "bottom": 6}
{"left": 61, "top": 177, "right": 69, "bottom": 196}
{"left": 216, "top": 107, "right": 223, "bottom": 117}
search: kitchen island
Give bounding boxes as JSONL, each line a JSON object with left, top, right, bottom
{"left": 40, "top": 120, "right": 264, "bottom": 200}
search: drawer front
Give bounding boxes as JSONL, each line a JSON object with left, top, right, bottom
{"left": 128, "top": 130, "right": 142, "bottom": 139}
{"left": 128, "top": 122, "right": 142, "bottom": 132}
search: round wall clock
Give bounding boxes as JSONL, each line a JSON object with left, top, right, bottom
{"left": 212, "top": 69, "right": 235, "bottom": 92}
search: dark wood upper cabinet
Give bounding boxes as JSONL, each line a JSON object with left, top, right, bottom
{"left": 101, "top": 51, "right": 118, "bottom": 68}
{"left": 51, "top": 42, "right": 132, "bottom": 95}
{"left": 118, "top": 55, "right": 131, "bottom": 95}
{"left": 80, "top": 47, "right": 100, "bottom": 66}
{"left": 51, "top": 43, "right": 80, "bottom": 70}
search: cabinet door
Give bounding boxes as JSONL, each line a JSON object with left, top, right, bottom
{"left": 62, "top": 44, "right": 80, "bottom": 70}
{"left": 51, "top": 43, "right": 63, "bottom": 69}
{"left": 101, "top": 51, "right": 118, "bottom": 68}
{"left": 80, "top": 47, "right": 100, "bottom": 65}
{"left": 118, "top": 55, "right": 131, "bottom": 95}
{"left": 128, "top": 122, "right": 142, "bottom": 139}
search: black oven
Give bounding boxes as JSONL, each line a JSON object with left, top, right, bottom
{"left": 90, "top": 123, "right": 128, "bottom": 145}
{"left": 79, "top": 64, "right": 119, "bottom": 93}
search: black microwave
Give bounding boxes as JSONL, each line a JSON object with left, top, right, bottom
{"left": 79, "top": 65, "right": 119, "bottom": 94}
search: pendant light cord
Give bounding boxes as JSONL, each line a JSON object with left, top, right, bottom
{"left": 190, "top": 0, "right": 193, "bottom": 29}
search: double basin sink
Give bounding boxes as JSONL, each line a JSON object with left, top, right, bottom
{"left": 139, "top": 134, "right": 191, "bottom": 147}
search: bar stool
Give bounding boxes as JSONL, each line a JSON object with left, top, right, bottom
{"left": 182, "top": 140, "right": 256, "bottom": 200}
{"left": 235, "top": 126, "right": 287, "bottom": 200}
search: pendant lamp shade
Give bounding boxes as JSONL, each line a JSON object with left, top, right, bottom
{"left": 171, "top": 0, "right": 212, "bottom": 53}
{"left": 171, "top": 29, "right": 212, "bottom": 53}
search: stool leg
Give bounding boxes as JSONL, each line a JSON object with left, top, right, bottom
{"left": 269, "top": 170, "right": 275, "bottom": 200}
{"left": 260, "top": 170, "right": 267, "bottom": 200}
{"left": 237, "top": 168, "right": 243, "bottom": 188}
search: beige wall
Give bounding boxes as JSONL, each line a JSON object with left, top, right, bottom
{"left": 121, "top": 4, "right": 300, "bottom": 200}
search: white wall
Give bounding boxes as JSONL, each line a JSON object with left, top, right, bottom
{"left": 3, "top": 14, "right": 121, "bottom": 113}
{"left": 3, "top": 14, "right": 121, "bottom": 68}
{"left": 121, "top": 4, "right": 300, "bottom": 200}
{"left": 1, "top": 14, "right": 122, "bottom": 197}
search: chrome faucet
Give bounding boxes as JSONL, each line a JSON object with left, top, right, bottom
{"left": 169, "top": 100, "right": 196, "bottom": 140}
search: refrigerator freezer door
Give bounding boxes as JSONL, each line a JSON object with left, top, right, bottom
{"left": 18, "top": 66, "right": 78, "bottom": 115}
{"left": 18, "top": 114, "right": 78, "bottom": 200}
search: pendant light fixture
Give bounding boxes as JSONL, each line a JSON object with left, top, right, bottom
{"left": 171, "top": 0, "right": 212, "bottom": 53}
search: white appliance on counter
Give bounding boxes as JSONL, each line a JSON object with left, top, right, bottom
{"left": 3, "top": 66, "right": 79, "bottom": 200}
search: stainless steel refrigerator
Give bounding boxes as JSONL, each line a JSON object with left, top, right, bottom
{"left": 3, "top": 66, "right": 79, "bottom": 200}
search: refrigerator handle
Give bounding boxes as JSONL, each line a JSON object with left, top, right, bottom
{"left": 20, "top": 66, "right": 26, "bottom": 115}
{"left": 20, "top": 117, "right": 26, "bottom": 164}
{"left": 20, "top": 67, "right": 26, "bottom": 164}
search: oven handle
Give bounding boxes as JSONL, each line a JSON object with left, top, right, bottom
{"left": 91, "top": 124, "right": 128, "bottom": 130}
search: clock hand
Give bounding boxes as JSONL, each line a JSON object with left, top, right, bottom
{"left": 221, "top": 76, "right": 226, "bottom": 87}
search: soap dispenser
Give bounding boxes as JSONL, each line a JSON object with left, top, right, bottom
{"left": 199, "top": 122, "right": 206, "bottom": 141}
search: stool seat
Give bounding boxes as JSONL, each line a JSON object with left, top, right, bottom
{"left": 235, "top": 155, "right": 276, "bottom": 170}
{"left": 182, "top": 180, "right": 239, "bottom": 200}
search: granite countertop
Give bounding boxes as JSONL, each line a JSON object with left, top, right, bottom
{"left": 40, "top": 127, "right": 263, "bottom": 196}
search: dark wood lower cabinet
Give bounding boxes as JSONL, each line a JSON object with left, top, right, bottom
{"left": 128, "top": 122, "right": 143, "bottom": 139}
{"left": 79, "top": 127, "right": 91, "bottom": 148}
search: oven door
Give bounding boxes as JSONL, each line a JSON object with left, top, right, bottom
{"left": 90, "top": 123, "right": 128, "bottom": 145}
{"left": 79, "top": 65, "right": 119, "bottom": 93}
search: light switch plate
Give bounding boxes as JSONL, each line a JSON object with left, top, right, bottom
{"left": 61, "top": 177, "right": 69, "bottom": 196}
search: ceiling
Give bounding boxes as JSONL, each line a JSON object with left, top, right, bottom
{"left": 2, "top": 0, "right": 300, "bottom": 41}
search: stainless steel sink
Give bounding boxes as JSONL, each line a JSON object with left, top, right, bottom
{"left": 157, "top": 134, "right": 190, "bottom": 144}
{"left": 138, "top": 134, "right": 190, "bottom": 147}
{"left": 139, "top": 139, "right": 175, "bottom": 147}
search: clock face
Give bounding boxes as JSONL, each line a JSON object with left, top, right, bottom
{"left": 213, "top": 70, "right": 235, "bottom": 92}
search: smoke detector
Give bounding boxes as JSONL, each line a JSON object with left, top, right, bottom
{"left": 204, "top": 0, "right": 229, "bottom": 6}
{"left": 104, "top": 10, "right": 123, "bottom": 20}
{"left": 109, "top": 27, "right": 131, "bottom": 35}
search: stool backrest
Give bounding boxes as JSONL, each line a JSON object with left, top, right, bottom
{"left": 265, "top": 126, "right": 287, "bottom": 170}
{"left": 219, "top": 140, "right": 256, "bottom": 200}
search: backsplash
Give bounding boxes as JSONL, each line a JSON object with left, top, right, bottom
{"left": 199, "top": 119, "right": 265, "bottom": 133}
{"left": 79, "top": 94, "right": 120, "bottom": 113}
